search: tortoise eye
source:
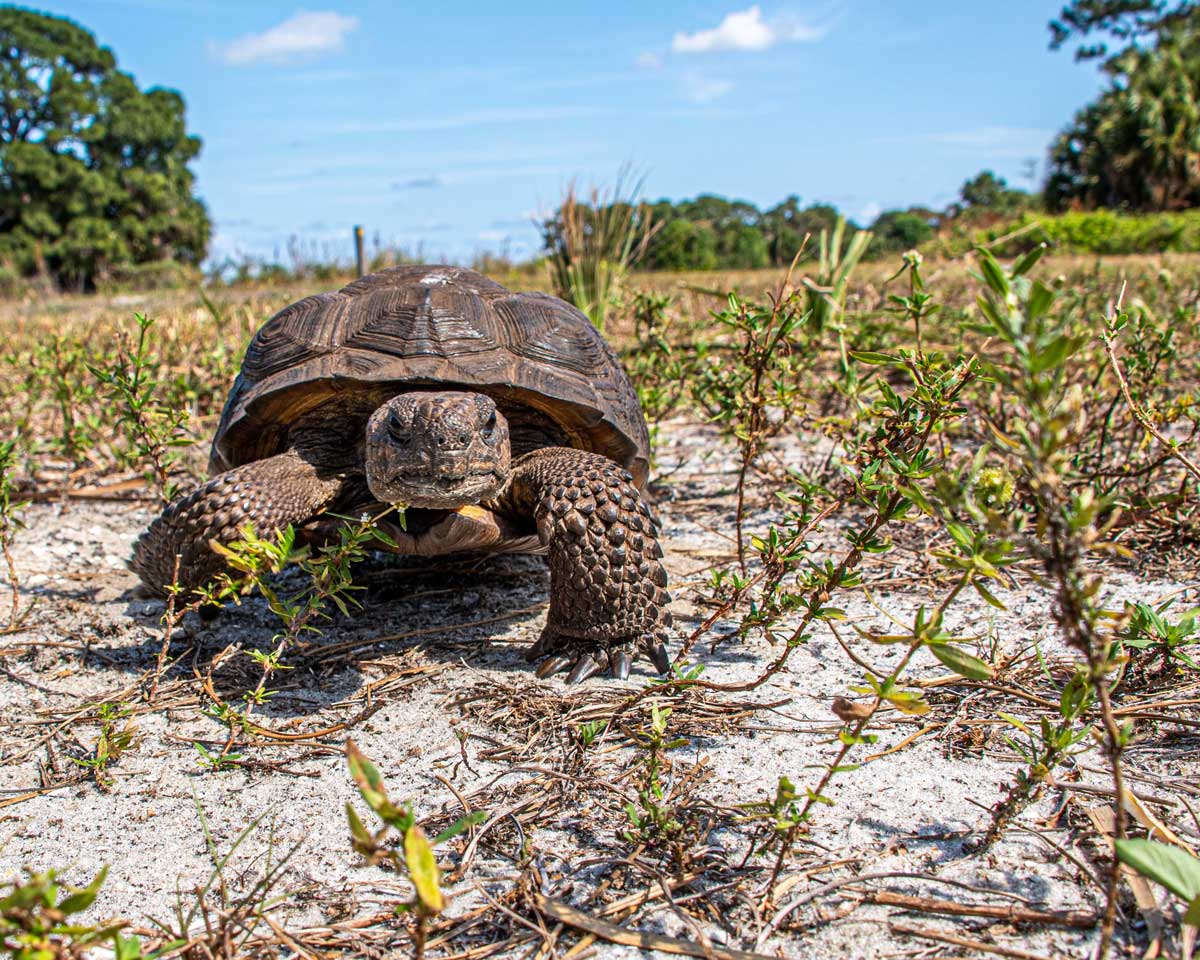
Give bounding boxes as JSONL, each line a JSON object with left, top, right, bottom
{"left": 388, "top": 411, "right": 411, "bottom": 446}
{"left": 481, "top": 411, "right": 497, "bottom": 441}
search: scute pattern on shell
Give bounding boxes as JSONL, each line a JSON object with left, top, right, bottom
{"left": 211, "top": 266, "right": 650, "bottom": 485}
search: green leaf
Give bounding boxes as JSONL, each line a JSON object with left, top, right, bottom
{"left": 1027, "top": 279, "right": 1055, "bottom": 319}
{"left": 928, "top": 643, "right": 995, "bottom": 680}
{"left": 973, "top": 580, "right": 1008, "bottom": 610}
{"left": 884, "top": 692, "right": 930, "bottom": 716}
{"left": 405, "top": 825, "right": 445, "bottom": 914}
{"left": 1029, "top": 333, "right": 1083, "bottom": 374}
{"left": 432, "top": 810, "right": 488, "bottom": 845}
{"left": 56, "top": 866, "right": 108, "bottom": 915}
{"left": 346, "top": 740, "right": 412, "bottom": 831}
{"left": 849, "top": 351, "right": 895, "bottom": 365}
{"left": 1115, "top": 839, "right": 1200, "bottom": 903}
{"left": 977, "top": 252, "right": 1009, "bottom": 297}
{"left": 1011, "top": 243, "right": 1047, "bottom": 277}
{"left": 346, "top": 802, "right": 373, "bottom": 850}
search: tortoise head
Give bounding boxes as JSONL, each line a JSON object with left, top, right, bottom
{"left": 364, "top": 391, "right": 511, "bottom": 508}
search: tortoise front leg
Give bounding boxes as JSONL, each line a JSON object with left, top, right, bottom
{"left": 130, "top": 450, "right": 347, "bottom": 598}
{"left": 506, "top": 447, "right": 672, "bottom": 683}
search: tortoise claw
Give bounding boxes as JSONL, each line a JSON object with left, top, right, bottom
{"left": 566, "top": 654, "right": 603, "bottom": 685}
{"left": 610, "top": 649, "right": 633, "bottom": 680}
{"left": 648, "top": 641, "right": 671, "bottom": 675}
{"left": 535, "top": 655, "right": 573, "bottom": 679}
{"left": 526, "top": 636, "right": 547, "bottom": 663}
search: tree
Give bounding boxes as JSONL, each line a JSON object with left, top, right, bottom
{"left": 760, "top": 196, "right": 841, "bottom": 266}
{"left": 957, "top": 171, "right": 1033, "bottom": 214}
{"left": 1050, "top": 1, "right": 1198, "bottom": 60}
{"left": 0, "top": 9, "right": 210, "bottom": 289}
{"left": 645, "top": 219, "right": 717, "bottom": 271}
{"left": 1045, "top": 25, "right": 1200, "bottom": 210}
{"left": 867, "top": 210, "right": 935, "bottom": 258}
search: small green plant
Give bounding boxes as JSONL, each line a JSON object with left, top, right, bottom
{"left": 1120, "top": 600, "right": 1199, "bottom": 679}
{"left": 203, "top": 508, "right": 400, "bottom": 734}
{"left": 576, "top": 719, "right": 607, "bottom": 748}
{"left": 0, "top": 866, "right": 147, "bottom": 960}
{"left": 621, "top": 703, "right": 688, "bottom": 847}
{"left": 543, "top": 169, "right": 656, "bottom": 331}
{"left": 972, "top": 244, "right": 1131, "bottom": 958}
{"left": 982, "top": 670, "right": 1095, "bottom": 848}
{"left": 89, "top": 313, "right": 193, "bottom": 502}
{"left": 28, "top": 335, "right": 105, "bottom": 467}
{"left": 803, "top": 215, "right": 873, "bottom": 385}
{"left": 345, "top": 740, "right": 485, "bottom": 959}
{"left": 694, "top": 283, "right": 806, "bottom": 570}
{"left": 623, "top": 291, "right": 702, "bottom": 460}
{"left": 68, "top": 703, "right": 137, "bottom": 791}
{"left": 192, "top": 741, "right": 245, "bottom": 771}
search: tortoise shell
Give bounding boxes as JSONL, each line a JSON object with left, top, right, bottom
{"left": 210, "top": 266, "right": 651, "bottom": 487}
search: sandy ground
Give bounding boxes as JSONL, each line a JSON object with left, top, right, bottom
{"left": 1, "top": 419, "right": 1197, "bottom": 959}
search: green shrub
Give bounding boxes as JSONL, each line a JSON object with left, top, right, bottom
{"left": 978, "top": 209, "right": 1200, "bottom": 256}
{"left": 97, "top": 260, "right": 203, "bottom": 293}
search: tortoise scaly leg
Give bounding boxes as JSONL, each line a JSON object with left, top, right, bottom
{"left": 506, "top": 448, "right": 672, "bottom": 682}
{"left": 130, "top": 450, "right": 347, "bottom": 598}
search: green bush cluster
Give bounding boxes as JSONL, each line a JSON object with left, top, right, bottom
{"left": 979, "top": 209, "right": 1200, "bottom": 255}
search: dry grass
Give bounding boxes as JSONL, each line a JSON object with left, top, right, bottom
{"left": 0, "top": 251, "right": 1199, "bottom": 959}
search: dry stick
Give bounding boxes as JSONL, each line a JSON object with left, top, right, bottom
{"left": 534, "top": 894, "right": 778, "bottom": 960}
{"left": 731, "top": 246, "right": 806, "bottom": 574}
{"left": 675, "top": 496, "right": 845, "bottom": 664}
{"left": 890, "top": 922, "right": 1054, "bottom": 960}
{"left": 151, "top": 554, "right": 185, "bottom": 702}
{"left": 1, "top": 531, "right": 20, "bottom": 631}
{"left": 1103, "top": 322, "right": 1200, "bottom": 484}
{"left": 861, "top": 890, "right": 1096, "bottom": 928}
{"left": 1042, "top": 501, "right": 1128, "bottom": 960}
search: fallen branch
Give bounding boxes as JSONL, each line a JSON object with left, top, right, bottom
{"left": 534, "top": 893, "right": 776, "bottom": 960}
{"left": 891, "top": 922, "right": 1054, "bottom": 960}
{"left": 863, "top": 889, "right": 1096, "bottom": 928}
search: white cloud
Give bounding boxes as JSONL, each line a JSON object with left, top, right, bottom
{"left": 684, "top": 75, "right": 734, "bottom": 103}
{"left": 216, "top": 11, "right": 360, "bottom": 65}
{"left": 672, "top": 6, "right": 825, "bottom": 54}
{"left": 872, "top": 126, "right": 1053, "bottom": 159}
{"left": 393, "top": 175, "right": 444, "bottom": 190}
{"left": 636, "top": 51, "right": 663, "bottom": 70}
{"left": 329, "top": 106, "right": 608, "bottom": 136}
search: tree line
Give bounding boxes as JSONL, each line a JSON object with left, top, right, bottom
{"left": 3, "top": 3, "right": 1200, "bottom": 289}
{"left": 614, "top": 173, "right": 1035, "bottom": 273}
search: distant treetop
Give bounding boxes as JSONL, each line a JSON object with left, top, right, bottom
{"left": 1050, "top": 0, "right": 1199, "bottom": 60}
{"left": 0, "top": 7, "right": 210, "bottom": 290}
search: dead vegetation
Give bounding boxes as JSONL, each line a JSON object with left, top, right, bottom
{"left": 0, "top": 249, "right": 1199, "bottom": 959}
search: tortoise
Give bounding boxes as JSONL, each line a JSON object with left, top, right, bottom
{"left": 130, "top": 265, "right": 671, "bottom": 683}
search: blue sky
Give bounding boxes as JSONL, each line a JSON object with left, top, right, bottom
{"left": 45, "top": 2, "right": 1108, "bottom": 266}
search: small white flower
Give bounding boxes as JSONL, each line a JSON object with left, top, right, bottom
{"left": 360, "top": 513, "right": 370, "bottom": 523}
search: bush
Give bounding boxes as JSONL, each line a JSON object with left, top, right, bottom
{"left": 977, "top": 209, "right": 1200, "bottom": 256}
{"left": 0, "top": 263, "right": 31, "bottom": 300}
{"left": 97, "top": 260, "right": 203, "bottom": 293}
{"left": 868, "top": 210, "right": 935, "bottom": 258}
{"left": 647, "top": 219, "right": 718, "bottom": 272}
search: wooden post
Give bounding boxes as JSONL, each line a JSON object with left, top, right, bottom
{"left": 353, "top": 225, "right": 365, "bottom": 277}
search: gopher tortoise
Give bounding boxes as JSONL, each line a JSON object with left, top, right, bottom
{"left": 131, "top": 265, "right": 671, "bottom": 682}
